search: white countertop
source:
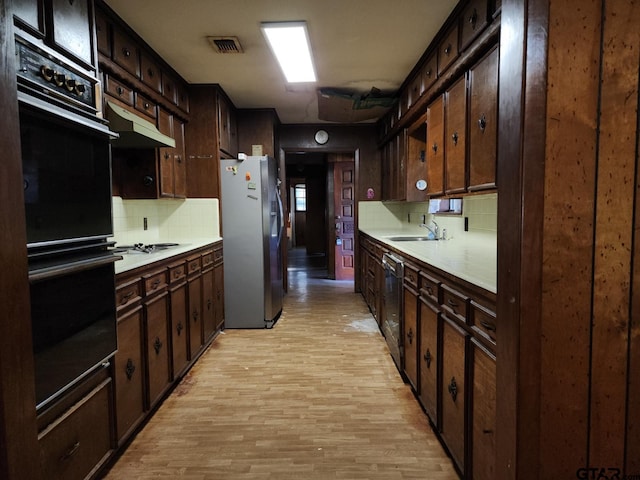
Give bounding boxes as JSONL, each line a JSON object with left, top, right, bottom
{"left": 360, "top": 228, "right": 496, "bottom": 294}
{"left": 113, "top": 237, "right": 222, "bottom": 275}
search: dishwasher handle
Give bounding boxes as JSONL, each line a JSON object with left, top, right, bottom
{"left": 382, "top": 253, "right": 404, "bottom": 277}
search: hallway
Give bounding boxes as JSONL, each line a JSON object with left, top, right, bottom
{"left": 103, "top": 249, "right": 458, "bottom": 479}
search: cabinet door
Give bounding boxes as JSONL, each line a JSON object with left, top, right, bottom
{"left": 441, "top": 317, "right": 467, "bottom": 473}
{"left": 403, "top": 275, "right": 419, "bottom": 391}
{"left": 50, "top": 0, "right": 92, "bottom": 66}
{"left": 158, "top": 108, "right": 174, "bottom": 198}
{"left": 445, "top": 75, "right": 467, "bottom": 195}
{"left": 95, "top": 8, "right": 111, "bottom": 57}
{"left": 419, "top": 297, "right": 439, "bottom": 425}
{"left": 170, "top": 282, "right": 189, "bottom": 378}
{"left": 140, "top": 53, "right": 162, "bottom": 93}
{"left": 468, "top": 45, "right": 499, "bottom": 191}
{"left": 173, "top": 118, "right": 187, "bottom": 198}
{"left": 218, "top": 94, "right": 232, "bottom": 154}
{"left": 13, "top": 0, "right": 44, "bottom": 36}
{"left": 396, "top": 129, "right": 407, "bottom": 201}
{"left": 145, "top": 293, "right": 170, "bottom": 408}
{"left": 113, "top": 306, "right": 145, "bottom": 442}
{"left": 214, "top": 262, "right": 225, "bottom": 331}
{"left": 112, "top": 27, "right": 139, "bottom": 76}
{"left": 426, "top": 95, "right": 445, "bottom": 196}
{"left": 188, "top": 276, "right": 203, "bottom": 359}
{"left": 202, "top": 268, "right": 215, "bottom": 342}
{"left": 470, "top": 339, "right": 496, "bottom": 480}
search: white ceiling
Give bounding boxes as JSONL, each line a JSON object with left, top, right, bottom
{"left": 103, "top": 0, "right": 458, "bottom": 124}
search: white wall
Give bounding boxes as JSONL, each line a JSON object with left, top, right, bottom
{"left": 111, "top": 197, "right": 220, "bottom": 245}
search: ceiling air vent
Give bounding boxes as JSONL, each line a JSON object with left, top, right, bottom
{"left": 207, "top": 36, "right": 244, "bottom": 54}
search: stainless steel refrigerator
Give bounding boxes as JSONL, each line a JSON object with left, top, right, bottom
{"left": 219, "top": 155, "right": 284, "bottom": 328}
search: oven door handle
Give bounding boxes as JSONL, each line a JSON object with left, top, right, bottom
{"left": 29, "top": 253, "right": 122, "bottom": 282}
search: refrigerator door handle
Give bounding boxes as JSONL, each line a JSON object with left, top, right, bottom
{"left": 275, "top": 187, "right": 284, "bottom": 248}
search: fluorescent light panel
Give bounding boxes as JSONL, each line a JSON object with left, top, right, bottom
{"left": 261, "top": 21, "right": 316, "bottom": 83}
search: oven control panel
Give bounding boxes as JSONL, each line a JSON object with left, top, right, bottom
{"left": 15, "top": 37, "right": 97, "bottom": 112}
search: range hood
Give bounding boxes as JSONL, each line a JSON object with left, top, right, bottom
{"left": 105, "top": 102, "right": 175, "bottom": 148}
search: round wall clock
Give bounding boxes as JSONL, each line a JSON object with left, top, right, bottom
{"left": 314, "top": 129, "right": 329, "bottom": 145}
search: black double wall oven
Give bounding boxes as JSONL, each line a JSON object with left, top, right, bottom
{"left": 16, "top": 34, "right": 120, "bottom": 411}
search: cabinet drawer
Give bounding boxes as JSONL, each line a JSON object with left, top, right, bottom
{"left": 134, "top": 92, "right": 157, "bottom": 120}
{"left": 187, "top": 256, "right": 202, "bottom": 275}
{"left": 408, "top": 73, "right": 423, "bottom": 109}
{"left": 144, "top": 271, "right": 167, "bottom": 295}
{"left": 140, "top": 53, "right": 162, "bottom": 93}
{"left": 403, "top": 263, "right": 419, "bottom": 289}
{"left": 104, "top": 75, "right": 133, "bottom": 106}
{"left": 115, "top": 278, "right": 141, "bottom": 312}
{"left": 39, "top": 379, "right": 113, "bottom": 480}
{"left": 112, "top": 28, "right": 139, "bottom": 76}
{"left": 437, "top": 24, "right": 459, "bottom": 75}
{"left": 470, "top": 300, "right": 496, "bottom": 345}
{"left": 201, "top": 250, "right": 214, "bottom": 269}
{"left": 441, "top": 284, "right": 469, "bottom": 324}
{"left": 460, "top": 0, "right": 489, "bottom": 51}
{"left": 168, "top": 261, "right": 186, "bottom": 284}
{"left": 419, "top": 272, "right": 440, "bottom": 304}
{"left": 422, "top": 52, "right": 438, "bottom": 93}
{"left": 213, "top": 245, "right": 223, "bottom": 265}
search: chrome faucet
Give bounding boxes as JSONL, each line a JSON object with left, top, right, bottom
{"left": 419, "top": 220, "right": 439, "bottom": 239}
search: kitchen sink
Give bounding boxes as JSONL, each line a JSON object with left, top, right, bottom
{"left": 385, "top": 236, "right": 438, "bottom": 242}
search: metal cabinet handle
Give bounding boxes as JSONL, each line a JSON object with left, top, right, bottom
{"left": 425, "top": 69, "right": 432, "bottom": 78}
{"left": 478, "top": 114, "right": 487, "bottom": 132}
{"left": 176, "top": 321, "right": 183, "bottom": 336}
{"left": 192, "top": 310, "right": 199, "bottom": 322}
{"left": 480, "top": 320, "right": 496, "bottom": 332}
{"left": 448, "top": 377, "right": 458, "bottom": 402}
{"left": 432, "top": 143, "right": 438, "bottom": 153}
{"left": 469, "top": 8, "right": 478, "bottom": 29}
{"left": 207, "top": 299, "right": 212, "bottom": 310}
{"left": 444, "top": 45, "right": 451, "bottom": 55}
{"left": 452, "top": 132, "right": 459, "bottom": 146}
{"left": 120, "top": 291, "right": 134, "bottom": 304}
{"left": 125, "top": 358, "right": 136, "bottom": 380}
{"left": 122, "top": 47, "right": 131, "bottom": 57}
{"left": 424, "top": 348, "right": 432, "bottom": 369}
{"left": 116, "top": 86, "right": 124, "bottom": 95}
{"left": 407, "top": 328, "right": 413, "bottom": 344}
{"left": 60, "top": 441, "right": 80, "bottom": 462}
{"left": 153, "top": 337, "right": 163, "bottom": 354}
{"left": 447, "top": 298, "right": 459, "bottom": 310}
{"left": 151, "top": 279, "right": 161, "bottom": 290}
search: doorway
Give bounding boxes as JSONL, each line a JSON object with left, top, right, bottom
{"left": 284, "top": 151, "right": 355, "bottom": 283}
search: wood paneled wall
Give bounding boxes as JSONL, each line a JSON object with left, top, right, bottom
{"left": 498, "top": 0, "right": 640, "bottom": 477}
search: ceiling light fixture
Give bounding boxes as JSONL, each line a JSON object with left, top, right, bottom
{"left": 261, "top": 21, "right": 316, "bottom": 83}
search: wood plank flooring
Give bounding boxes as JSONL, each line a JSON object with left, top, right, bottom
{"left": 102, "top": 250, "right": 458, "bottom": 479}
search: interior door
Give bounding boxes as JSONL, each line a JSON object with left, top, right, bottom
{"left": 329, "top": 153, "right": 355, "bottom": 281}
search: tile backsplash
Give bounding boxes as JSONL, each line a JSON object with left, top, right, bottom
{"left": 359, "top": 192, "right": 497, "bottom": 239}
{"left": 111, "top": 196, "right": 220, "bottom": 245}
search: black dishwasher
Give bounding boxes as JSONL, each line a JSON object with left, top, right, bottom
{"left": 382, "top": 252, "right": 404, "bottom": 373}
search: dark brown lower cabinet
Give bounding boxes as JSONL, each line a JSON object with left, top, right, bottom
{"left": 187, "top": 255, "right": 203, "bottom": 359}
{"left": 202, "top": 263, "right": 216, "bottom": 342}
{"left": 440, "top": 314, "right": 468, "bottom": 473}
{"left": 403, "top": 264, "right": 420, "bottom": 390}
{"left": 419, "top": 296, "right": 440, "bottom": 426}
{"left": 213, "top": 257, "right": 224, "bottom": 331}
{"left": 470, "top": 339, "right": 496, "bottom": 480}
{"left": 38, "top": 377, "right": 113, "bottom": 480}
{"left": 113, "top": 305, "right": 145, "bottom": 443}
{"left": 169, "top": 261, "right": 189, "bottom": 379}
{"left": 145, "top": 290, "right": 171, "bottom": 408}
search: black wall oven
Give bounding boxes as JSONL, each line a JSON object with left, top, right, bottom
{"left": 16, "top": 34, "right": 120, "bottom": 410}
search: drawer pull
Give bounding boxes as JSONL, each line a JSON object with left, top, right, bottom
{"left": 60, "top": 441, "right": 80, "bottom": 462}
{"left": 480, "top": 320, "right": 496, "bottom": 332}
{"left": 444, "top": 44, "right": 452, "bottom": 55}
{"left": 120, "top": 291, "right": 134, "bottom": 304}
{"left": 116, "top": 86, "right": 124, "bottom": 96}
{"left": 407, "top": 328, "right": 413, "bottom": 344}
{"left": 144, "top": 102, "right": 150, "bottom": 110}
{"left": 151, "top": 279, "right": 161, "bottom": 290}
{"left": 425, "top": 69, "right": 432, "bottom": 78}
{"left": 192, "top": 310, "right": 199, "bottom": 322}
{"left": 478, "top": 114, "right": 487, "bottom": 132}
{"left": 448, "top": 377, "right": 458, "bottom": 402}
{"left": 447, "top": 298, "right": 459, "bottom": 309}
{"left": 207, "top": 299, "right": 213, "bottom": 311}
{"left": 176, "top": 321, "right": 184, "bottom": 336}
{"left": 432, "top": 143, "right": 438, "bottom": 153}
{"left": 125, "top": 358, "right": 136, "bottom": 380}
{"left": 452, "top": 132, "right": 459, "bottom": 146}
{"left": 424, "top": 348, "right": 432, "bottom": 369}
{"left": 468, "top": 8, "right": 478, "bottom": 29}
{"left": 173, "top": 270, "right": 182, "bottom": 279}
{"left": 426, "top": 286, "right": 434, "bottom": 295}
{"left": 153, "top": 337, "right": 163, "bottom": 354}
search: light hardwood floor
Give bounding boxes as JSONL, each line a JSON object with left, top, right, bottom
{"left": 102, "top": 250, "right": 458, "bottom": 479}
